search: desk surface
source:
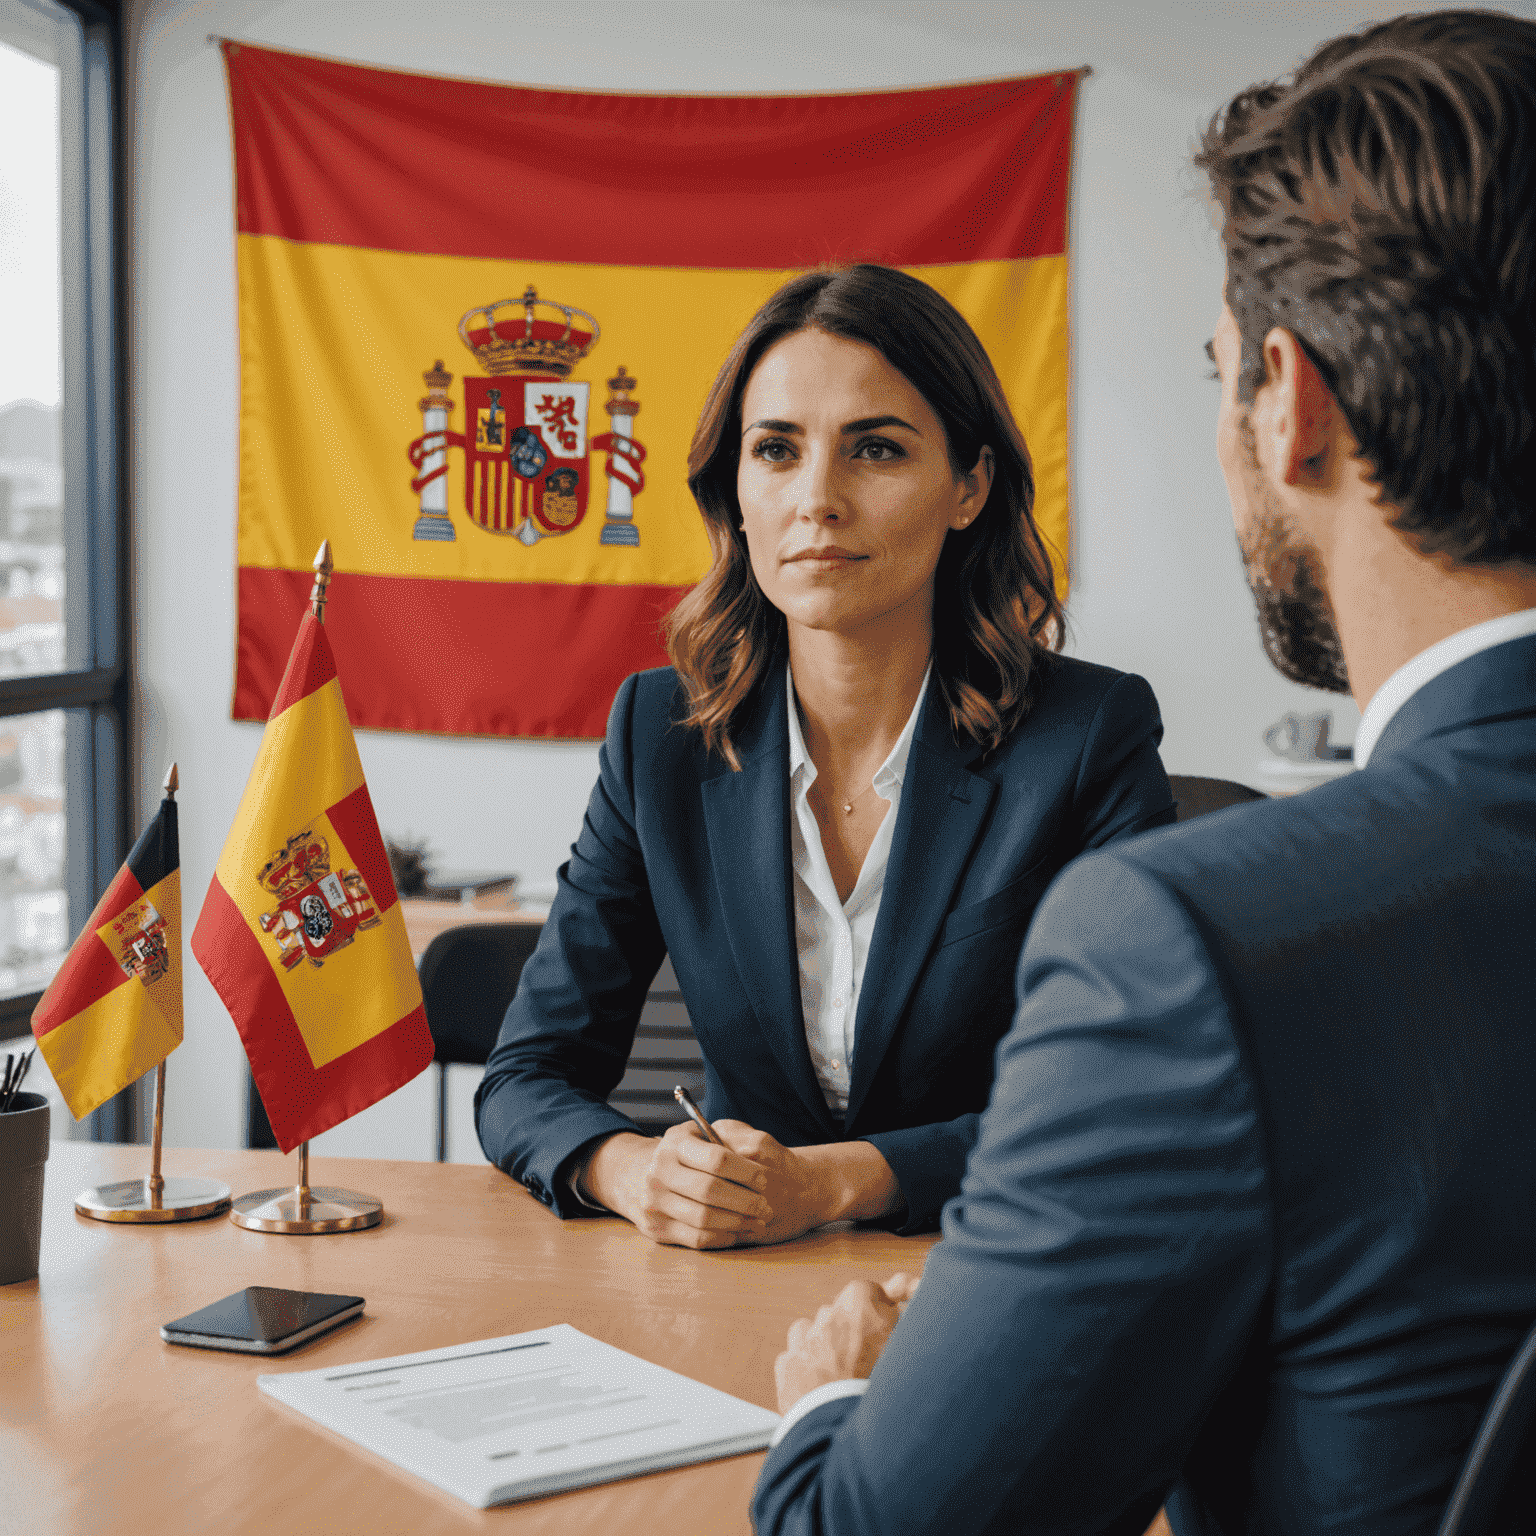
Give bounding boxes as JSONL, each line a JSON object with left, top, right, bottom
{"left": 400, "top": 894, "right": 543, "bottom": 962}
{"left": 3, "top": 1143, "right": 936, "bottom": 1536}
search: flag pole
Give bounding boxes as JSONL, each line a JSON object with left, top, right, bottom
{"left": 230, "top": 541, "right": 385, "bottom": 1234}
{"left": 75, "top": 763, "right": 233, "bottom": 1222}
{"left": 147, "top": 763, "right": 176, "bottom": 1206}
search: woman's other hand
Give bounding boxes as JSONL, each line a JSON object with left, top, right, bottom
{"left": 581, "top": 1124, "right": 771, "bottom": 1249}
{"left": 713, "top": 1122, "right": 904, "bottom": 1244}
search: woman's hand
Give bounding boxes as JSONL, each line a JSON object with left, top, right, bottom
{"left": 774, "top": 1273, "right": 921, "bottom": 1412}
{"left": 580, "top": 1125, "right": 771, "bottom": 1249}
{"left": 713, "top": 1123, "right": 904, "bottom": 1245}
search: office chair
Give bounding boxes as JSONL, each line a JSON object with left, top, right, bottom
{"left": 1167, "top": 774, "right": 1266, "bottom": 821}
{"left": 608, "top": 966, "right": 708, "bottom": 1133}
{"left": 245, "top": 1070, "right": 278, "bottom": 1150}
{"left": 1437, "top": 1317, "right": 1536, "bottom": 1536}
{"left": 418, "top": 921, "right": 543, "bottom": 1161}
{"left": 419, "top": 923, "right": 708, "bottom": 1154}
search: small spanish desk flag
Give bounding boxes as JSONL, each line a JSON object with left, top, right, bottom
{"left": 192, "top": 557, "right": 432, "bottom": 1153}
{"left": 32, "top": 784, "right": 182, "bottom": 1120}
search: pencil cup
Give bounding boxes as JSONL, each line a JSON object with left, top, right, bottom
{"left": 0, "top": 1091, "right": 49, "bottom": 1285}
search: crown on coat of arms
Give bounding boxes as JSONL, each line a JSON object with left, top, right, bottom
{"left": 258, "top": 831, "right": 332, "bottom": 899}
{"left": 456, "top": 286, "right": 601, "bottom": 379}
{"left": 110, "top": 904, "right": 152, "bottom": 940}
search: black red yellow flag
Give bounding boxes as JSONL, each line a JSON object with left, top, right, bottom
{"left": 32, "top": 795, "right": 182, "bottom": 1120}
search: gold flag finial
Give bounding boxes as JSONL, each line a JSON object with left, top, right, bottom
{"left": 310, "top": 540, "right": 334, "bottom": 623}
{"left": 163, "top": 763, "right": 178, "bottom": 799}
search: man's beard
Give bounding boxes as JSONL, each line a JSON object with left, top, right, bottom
{"left": 1236, "top": 416, "right": 1350, "bottom": 694}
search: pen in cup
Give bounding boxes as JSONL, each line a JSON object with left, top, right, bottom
{"left": 1, "top": 1048, "right": 33, "bottom": 1113}
{"left": 672, "top": 1085, "right": 725, "bottom": 1146}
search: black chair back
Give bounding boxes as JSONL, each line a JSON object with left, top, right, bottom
{"left": 419, "top": 921, "right": 543, "bottom": 1159}
{"left": 1167, "top": 774, "right": 1266, "bottom": 822}
{"left": 421, "top": 924, "right": 708, "bottom": 1146}
{"left": 1438, "top": 1319, "right": 1536, "bottom": 1536}
{"left": 419, "top": 921, "right": 542, "bottom": 1066}
{"left": 609, "top": 969, "right": 707, "bottom": 1133}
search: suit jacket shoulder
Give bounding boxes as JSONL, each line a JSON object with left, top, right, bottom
{"left": 754, "top": 638, "right": 1536, "bottom": 1536}
{"left": 1037, "top": 661, "right": 1536, "bottom": 1532}
{"left": 977, "top": 652, "right": 1173, "bottom": 852}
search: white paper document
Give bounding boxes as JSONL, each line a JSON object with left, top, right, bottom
{"left": 258, "top": 1324, "right": 781, "bottom": 1508}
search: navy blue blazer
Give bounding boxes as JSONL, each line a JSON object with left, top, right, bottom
{"left": 755, "top": 633, "right": 1536, "bottom": 1535}
{"left": 474, "top": 653, "right": 1174, "bottom": 1232}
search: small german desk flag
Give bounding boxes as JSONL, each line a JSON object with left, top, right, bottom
{"left": 192, "top": 586, "right": 432, "bottom": 1153}
{"left": 32, "top": 789, "right": 182, "bottom": 1120}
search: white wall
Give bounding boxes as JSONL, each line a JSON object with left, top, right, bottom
{"left": 127, "top": 0, "right": 1533, "bottom": 1154}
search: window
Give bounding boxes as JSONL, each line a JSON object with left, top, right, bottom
{"left": 0, "top": 0, "right": 126, "bottom": 1140}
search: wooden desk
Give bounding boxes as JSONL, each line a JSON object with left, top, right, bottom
{"left": 2, "top": 1143, "right": 937, "bottom": 1536}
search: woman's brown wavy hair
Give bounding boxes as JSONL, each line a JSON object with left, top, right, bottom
{"left": 666, "top": 264, "right": 1064, "bottom": 768}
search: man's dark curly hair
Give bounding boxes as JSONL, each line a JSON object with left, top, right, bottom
{"left": 1196, "top": 9, "right": 1536, "bottom": 565}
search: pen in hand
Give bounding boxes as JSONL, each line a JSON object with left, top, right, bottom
{"left": 672, "top": 1085, "right": 726, "bottom": 1146}
{"left": 674, "top": 1086, "right": 772, "bottom": 1241}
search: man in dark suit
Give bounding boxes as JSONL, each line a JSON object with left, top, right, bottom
{"left": 753, "top": 12, "right": 1536, "bottom": 1534}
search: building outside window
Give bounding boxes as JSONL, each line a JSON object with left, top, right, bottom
{"left": 0, "top": 0, "right": 127, "bottom": 1140}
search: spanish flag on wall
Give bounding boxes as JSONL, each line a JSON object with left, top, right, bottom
{"left": 32, "top": 791, "right": 182, "bottom": 1120}
{"left": 192, "top": 601, "right": 432, "bottom": 1152}
{"left": 225, "top": 42, "right": 1078, "bottom": 740}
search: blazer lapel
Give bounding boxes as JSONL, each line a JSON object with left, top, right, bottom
{"left": 845, "top": 683, "right": 996, "bottom": 1126}
{"left": 700, "top": 666, "right": 837, "bottom": 1133}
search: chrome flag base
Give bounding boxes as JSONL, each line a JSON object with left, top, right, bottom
{"left": 76, "top": 1175, "right": 232, "bottom": 1224}
{"left": 76, "top": 1054, "right": 232, "bottom": 1222}
{"left": 230, "top": 1184, "right": 382, "bottom": 1234}
{"left": 230, "top": 1137, "right": 381, "bottom": 1233}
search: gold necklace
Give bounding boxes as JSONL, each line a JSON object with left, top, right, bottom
{"left": 841, "top": 782, "right": 875, "bottom": 816}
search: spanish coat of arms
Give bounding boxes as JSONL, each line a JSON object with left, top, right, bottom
{"left": 110, "top": 901, "right": 171, "bottom": 986}
{"left": 406, "top": 286, "right": 647, "bottom": 548}
{"left": 255, "top": 831, "right": 381, "bottom": 970}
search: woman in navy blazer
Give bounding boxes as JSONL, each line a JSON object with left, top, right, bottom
{"left": 475, "top": 265, "right": 1174, "bottom": 1244}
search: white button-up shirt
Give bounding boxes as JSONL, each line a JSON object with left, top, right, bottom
{"left": 786, "top": 660, "right": 930, "bottom": 1116}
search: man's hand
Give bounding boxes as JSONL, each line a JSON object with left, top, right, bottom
{"left": 774, "top": 1274, "right": 920, "bottom": 1412}
{"left": 581, "top": 1124, "right": 770, "bottom": 1249}
{"left": 712, "top": 1122, "right": 903, "bottom": 1245}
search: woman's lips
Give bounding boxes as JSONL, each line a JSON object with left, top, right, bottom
{"left": 784, "top": 547, "right": 866, "bottom": 566}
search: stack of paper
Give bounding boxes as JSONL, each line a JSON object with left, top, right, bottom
{"left": 259, "top": 1324, "right": 780, "bottom": 1508}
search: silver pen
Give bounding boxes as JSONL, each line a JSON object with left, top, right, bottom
{"left": 672, "top": 1085, "right": 725, "bottom": 1146}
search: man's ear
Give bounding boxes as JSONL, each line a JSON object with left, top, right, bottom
{"left": 1261, "top": 327, "right": 1333, "bottom": 486}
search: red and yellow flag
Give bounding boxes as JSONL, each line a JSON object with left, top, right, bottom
{"left": 192, "top": 608, "right": 432, "bottom": 1152}
{"left": 225, "top": 43, "right": 1077, "bottom": 739}
{"left": 32, "top": 794, "right": 182, "bottom": 1120}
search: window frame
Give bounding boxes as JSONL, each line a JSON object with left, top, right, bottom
{"left": 0, "top": 0, "right": 130, "bottom": 1143}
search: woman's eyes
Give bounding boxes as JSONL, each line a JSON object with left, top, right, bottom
{"left": 748, "top": 436, "right": 906, "bottom": 463}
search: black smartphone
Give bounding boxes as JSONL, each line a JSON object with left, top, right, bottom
{"left": 161, "top": 1287, "right": 365, "bottom": 1354}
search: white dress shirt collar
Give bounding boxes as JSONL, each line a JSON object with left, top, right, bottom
{"left": 1354, "top": 607, "right": 1536, "bottom": 767}
{"left": 785, "top": 659, "right": 930, "bottom": 802}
